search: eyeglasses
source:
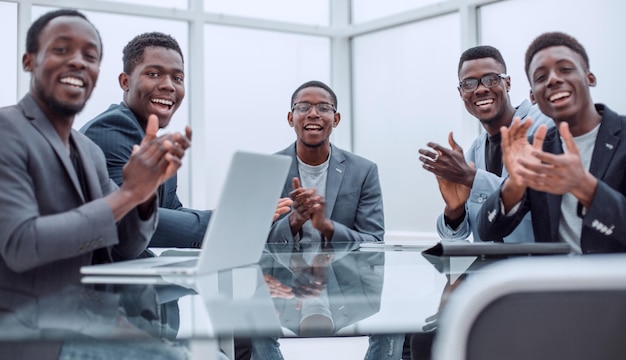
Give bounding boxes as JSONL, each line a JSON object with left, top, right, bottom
{"left": 291, "top": 102, "right": 336, "bottom": 115}
{"left": 459, "top": 73, "right": 507, "bottom": 93}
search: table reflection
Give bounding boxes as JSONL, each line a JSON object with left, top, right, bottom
{"left": 0, "top": 282, "right": 188, "bottom": 359}
{"left": 260, "top": 241, "right": 384, "bottom": 337}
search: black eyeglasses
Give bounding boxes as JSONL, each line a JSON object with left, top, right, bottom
{"left": 459, "top": 73, "right": 507, "bottom": 93}
{"left": 291, "top": 102, "right": 336, "bottom": 114}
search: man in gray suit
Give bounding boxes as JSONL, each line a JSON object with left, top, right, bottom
{"left": 0, "top": 9, "right": 227, "bottom": 360}
{"left": 252, "top": 80, "right": 404, "bottom": 360}
{"left": 0, "top": 8, "right": 189, "bottom": 296}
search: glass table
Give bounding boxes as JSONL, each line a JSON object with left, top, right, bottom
{"left": 0, "top": 241, "right": 516, "bottom": 360}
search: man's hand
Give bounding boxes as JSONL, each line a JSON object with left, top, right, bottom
{"left": 273, "top": 197, "right": 293, "bottom": 221}
{"left": 516, "top": 122, "right": 597, "bottom": 208}
{"left": 288, "top": 178, "right": 334, "bottom": 239}
{"left": 106, "top": 115, "right": 191, "bottom": 221}
{"left": 264, "top": 274, "right": 295, "bottom": 299}
{"left": 419, "top": 132, "right": 476, "bottom": 187}
{"left": 420, "top": 132, "right": 474, "bottom": 221}
{"left": 121, "top": 114, "right": 190, "bottom": 203}
{"left": 499, "top": 117, "right": 547, "bottom": 211}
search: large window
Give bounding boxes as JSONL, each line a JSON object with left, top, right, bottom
{"left": 352, "top": 13, "right": 464, "bottom": 236}
{"left": 201, "top": 25, "right": 331, "bottom": 207}
{"left": 1, "top": 1, "right": 17, "bottom": 108}
{"left": 205, "top": 0, "right": 330, "bottom": 26}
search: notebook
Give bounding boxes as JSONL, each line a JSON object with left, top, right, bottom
{"left": 80, "top": 150, "right": 292, "bottom": 277}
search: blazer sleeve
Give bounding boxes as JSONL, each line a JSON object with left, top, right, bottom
{"left": 0, "top": 128, "right": 153, "bottom": 272}
{"left": 83, "top": 112, "right": 212, "bottom": 249}
{"left": 582, "top": 180, "right": 626, "bottom": 249}
{"left": 476, "top": 182, "right": 530, "bottom": 242}
{"left": 150, "top": 207, "right": 212, "bottom": 248}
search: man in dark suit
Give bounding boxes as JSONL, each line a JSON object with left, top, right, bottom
{"left": 81, "top": 32, "right": 209, "bottom": 248}
{"left": 477, "top": 31, "right": 626, "bottom": 253}
{"left": 0, "top": 9, "right": 192, "bottom": 359}
{"left": 81, "top": 32, "right": 291, "bottom": 249}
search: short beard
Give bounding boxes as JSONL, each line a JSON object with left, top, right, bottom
{"left": 34, "top": 81, "right": 85, "bottom": 118}
{"left": 478, "top": 116, "right": 498, "bottom": 125}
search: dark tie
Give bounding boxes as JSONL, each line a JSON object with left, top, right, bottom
{"left": 485, "top": 133, "right": 503, "bottom": 177}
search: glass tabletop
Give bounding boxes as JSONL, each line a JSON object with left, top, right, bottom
{"left": 0, "top": 241, "right": 512, "bottom": 358}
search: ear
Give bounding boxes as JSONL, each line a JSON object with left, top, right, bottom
{"left": 287, "top": 112, "right": 294, "bottom": 127}
{"left": 119, "top": 72, "right": 129, "bottom": 91}
{"left": 457, "top": 86, "right": 463, "bottom": 97}
{"left": 587, "top": 71, "right": 597, "bottom": 87}
{"left": 504, "top": 75, "right": 511, "bottom": 92}
{"left": 333, "top": 112, "right": 341, "bottom": 128}
{"left": 22, "top": 53, "right": 33, "bottom": 72}
{"left": 529, "top": 89, "right": 537, "bottom": 104}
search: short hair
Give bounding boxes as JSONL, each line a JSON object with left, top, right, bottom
{"left": 524, "top": 31, "right": 590, "bottom": 77}
{"left": 290, "top": 80, "right": 338, "bottom": 109}
{"left": 122, "top": 32, "right": 184, "bottom": 74}
{"left": 458, "top": 45, "right": 507, "bottom": 76}
{"left": 26, "top": 9, "right": 102, "bottom": 59}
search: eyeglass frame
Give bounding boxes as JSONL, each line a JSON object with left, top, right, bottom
{"left": 458, "top": 73, "right": 508, "bottom": 93}
{"left": 291, "top": 102, "right": 337, "bottom": 114}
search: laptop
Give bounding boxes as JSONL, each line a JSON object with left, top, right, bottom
{"left": 80, "top": 150, "right": 292, "bottom": 277}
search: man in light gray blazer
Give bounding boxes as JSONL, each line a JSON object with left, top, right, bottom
{"left": 419, "top": 45, "right": 552, "bottom": 244}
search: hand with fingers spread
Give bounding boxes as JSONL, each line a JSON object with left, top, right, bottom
{"left": 516, "top": 122, "right": 597, "bottom": 207}
{"left": 419, "top": 132, "right": 475, "bottom": 221}
{"left": 419, "top": 132, "right": 476, "bottom": 187}
{"left": 499, "top": 117, "right": 548, "bottom": 211}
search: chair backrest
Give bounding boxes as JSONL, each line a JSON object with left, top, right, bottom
{"left": 432, "top": 254, "right": 626, "bottom": 360}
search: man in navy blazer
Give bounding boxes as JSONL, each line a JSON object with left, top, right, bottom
{"left": 82, "top": 33, "right": 290, "bottom": 249}
{"left": 81, "top": 32, "right": 209, "bottom": 248}
{"left": 477, "top": 32, "right": 626, "bottom": 254}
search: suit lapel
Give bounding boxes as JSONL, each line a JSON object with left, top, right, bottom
{"left": 324, "top": 146, "right": 345, "bottom": 217}
{"left": 20, "top": 96, "right": 86, "bottom": 203}
{"left": 589, "top": 106, "right": 620, "bottom": 179}
{"left": 72, "top": 132, "right": 104, "bottom": 200}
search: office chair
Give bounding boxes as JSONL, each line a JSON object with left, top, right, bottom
{"left": 432, "top": 254, "right": 626, "bottom": 360}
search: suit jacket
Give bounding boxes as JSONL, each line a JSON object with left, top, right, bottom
{"left": 0, "top": 95, "right": 155, "bottom": 297}
{"left": 81, "top": 103, "right": 211, "bottom": 248}
{"left": 268, "top": 143, "right": 384, "bottom": 245}
{"left": 477, "top": 104, "right": 626, "bottom": 253}
{"left": 436, "top": 100, "right": 552, "bottom": 243}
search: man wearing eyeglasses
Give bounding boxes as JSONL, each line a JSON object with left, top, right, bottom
{"left": 418, "top": 45, "right": 552, "bottom": 244}
{"left": 252, "top": 80, "right": 405, "bottom": 359}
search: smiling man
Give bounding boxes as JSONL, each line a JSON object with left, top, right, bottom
{"left": 418, "top": 45, "right": 551, "bottom": 244}
{"left": 477, "top": 32, "right": 626, "bottom": 254}
{"left": 82, "top": 32, "right": 290, "bottom": 251}
{"left": 251, "top": 80, "right": 405, "bottom": 360}
{"left": 81, "top": 32, "right": 212, "bottom": 249}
